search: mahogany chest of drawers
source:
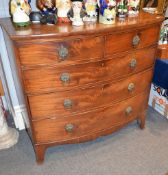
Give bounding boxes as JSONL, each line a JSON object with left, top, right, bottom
{"left": 0, "top": 12, "right": 163, "bottom": 164}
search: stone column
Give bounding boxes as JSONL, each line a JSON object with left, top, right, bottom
{"left": 0, "top": 103, "right": 19, "bottom": 150}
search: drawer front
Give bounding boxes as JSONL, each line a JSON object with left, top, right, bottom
{"left": 23, "top": 47, "right": 156, "bottom": 94}
{"left": 28, "top": 69, "right": 153, "bottom": 120}
{"left": 18, "top": 37, "right": 104, "bottom": 66}
{"left": 105, "top": 26, "right": 160, "bottom": 56}
{"left": 33, "top": 92, "right": 148, "bottom": 143}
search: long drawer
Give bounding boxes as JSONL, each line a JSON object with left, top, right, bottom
{"left": 105, "top": 26, "right": 160, "bottom": 56}
{"left": 28, "top": 69, "right": 153, "bottom": 120}
{"left": 32, "top": 92, "right": 148, "bottom": 143}
{"left": 18, "top": 36, "right": 104, "bottom": 67}
{"left": 23, "top": 47, "right": 156, "bottom": 94}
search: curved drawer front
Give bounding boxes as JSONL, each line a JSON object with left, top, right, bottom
{"left": 28, "top": 69, "right": 153, "bottom": 120}
{"left": 18, "top": 36, "right": 104, "bottom": 67}
{"left": 105, "top": 26, "right": 160, "bottom": 56}
{"left": 33, "top": 92, "right": 148, "bottom": 143}
{"left": 23, "top": 47, "right": 155, "bottom": 94}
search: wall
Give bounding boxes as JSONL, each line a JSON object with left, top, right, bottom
{"left": 0, "top": 0, "right": 37, "bottom": 18}
{"left": 0, "top": 0, "right": 39, "bottom": 130}
{"left": 0, "top": 1, "right": 10, "bottom": 17}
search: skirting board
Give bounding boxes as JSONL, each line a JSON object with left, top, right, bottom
{"left": 13, "top": 105, "right": 28, "bottom": 130}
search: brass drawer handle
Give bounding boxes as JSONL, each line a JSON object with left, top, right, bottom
{"left": 58, "top": 45, "right": 68, "bottom": 60}
{"left": 125, "top": 106, "right": 133, "bottom": 116}
{"left": 132, "top": 35, "right": 140, "bottom": 47}
{"left": 128, "top": 83, "right": 135, "bottom": 92}
{"left": 60, "top": 73, "right": 70, "bottom": 83}
{"left": 130, "top": 59, "right": 137, "bottom": 69}
{"left": 65, "top": 123, "right": 74, "bottom": 133}
{"left": 64, "top": 99, "right": 72, "bottom": 109}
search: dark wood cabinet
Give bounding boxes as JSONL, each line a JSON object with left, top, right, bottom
{"left": 0, "top": 12, "right": 163, "bottom": 164}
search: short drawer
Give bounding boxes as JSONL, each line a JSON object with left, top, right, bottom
{"left": 32, "top": 92, "right": 148, "bottom": 143}
{"left": 105, "top": 26, "right": 160, "bottom": 56}
{"left": 18, "top": 36, "right": 104, "bottom": 66}
{"left": 28, "top": 69, "right": 153, "bottom": 120}
{"left": 23, "top": 47, "right": 156, "bottom": 94}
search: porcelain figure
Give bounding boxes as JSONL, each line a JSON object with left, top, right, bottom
{"left": 98, "top": 0, "right": 116, "bottom": 24}
{"left": 37, "top": 0, "right": 57, "bottom": 24}
{"left": 68, "top": 0, "right": 85, "bottom": 26}
{"left": 117, "top": 0, "right": 128, "bottom": 19}
{"left": 83, "top": 0, "right": 97, "bottom": 22}
{"left": 56, "top": 0, "right": 71, "bottom": 23}
{"left": 10, "top": 0, "right": 31, "bottom": 27}
{"left": 0, "top": 99, "right": 19, "bottom": 150}
{"left": 128, "top": 0, "right": 140, "bottom": 16}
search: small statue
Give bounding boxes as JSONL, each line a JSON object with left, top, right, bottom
{"left": 128, "top": 0, "right": 140, "bottom": 16}
{"left": 37, "top": 0, "right": 57, "bottom": 24}
{"left": 98, "top": 0, "right": 117, "bottom": 24}
{"left": 37, "top": 0, "right": 56, "bottom": 15}
{"left": 159, "top": 25, "right": 168, "bottom": 45}
{"left": 56, "top": 0, "right": 71, "bottom": 23}
{"left": 0, "top": 98, "right": 19, "bottom": 150}
{"left": 117, "top": 0, "right": 128, "bottom": 19}
{"left": 83, "top": 0, "right": 97, "bottom": 22}
{"left": 10, "top": 0, "right": 31, "bottom": 27}
{"left": 68, "top": 0, "right": 86, "bottom": 26}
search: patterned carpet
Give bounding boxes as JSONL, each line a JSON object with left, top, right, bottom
{"left": 0, "top": 107, "right": 168, "bottom": 175}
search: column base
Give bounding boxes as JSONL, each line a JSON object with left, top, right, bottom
{"left": 0, "top": 127, "right": 19, "bottom": 150}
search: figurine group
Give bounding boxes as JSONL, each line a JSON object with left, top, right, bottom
{"left": 159, "top": 20, "right": 168, "bottom": 45}
{"left": 10, "top": 0, "right": 140, "bottom": 26}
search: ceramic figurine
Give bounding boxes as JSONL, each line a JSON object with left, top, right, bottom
{"left": 37, "top": 0, "right": 57, "bottom": 24}
{"left": 37, "top": 0, "right": 56, "bottom": 15}
{"left": 56, "top": 0, "right": 71, "bottom": 23}
{"left": 160, "top": 26, "right": 168, "bottom": 45}
{"left": 117, "top": 0, "right": 128, "bottom": 19}
{"left": 0, "top": 99, "right": 19, "bottom": 150}
{"left": 10, "top": 0, "right": 31, "bottom": 27}
{"left": 158, "top": 20, "right": 168, "bottom": 45}
{"left": 68, "top": 0, "right": 86, "bottom": 26}
{"left": 83, "top": 0, "right": 97, "bottom": 22}
{"left": 98, "top": 0, "right": 116, "bottom": 24}
{"left": 128, "top": 0, "right": 140, "bottom": 16}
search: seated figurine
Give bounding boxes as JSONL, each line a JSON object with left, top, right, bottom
{"left": 98, "top": 0, "right": 116, "bottom": 24}
{"left": 37, "top": 0, "right": 57, "bottom": 24}
{"left": 128, "top": 0, "right": 140, "bottom": 16}
{"left": 56, "top": 0, "right": 71, "bottom": 23}
{"left": 83, "top": 0, "right": 97, "bottom": 22}
{"left": 68, "top": 0, "right": 86, "bottom": 26}
{"left": 117, "top": 0, "right": 128, "bottom": 19}
{"left": 10, "top": 0, "right": 31, "bottom": 27}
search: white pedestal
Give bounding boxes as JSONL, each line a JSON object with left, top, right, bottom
{"left": 0, "top": 104, "right": 19, "bottom": 150}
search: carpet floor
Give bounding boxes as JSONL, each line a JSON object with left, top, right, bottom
{"left": 0, "top": 107, "right": 168, "bottom": 175}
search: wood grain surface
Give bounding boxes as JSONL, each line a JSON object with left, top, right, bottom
{"left": 33, "top": 92, "right": 148, "bottom": 143}
{"left": 0, "top": 79, "right": 4, "bottom": 96}
{"left": 22, "top": 46, "right": 156, "bottom": 94}
{"left": 0, "top": 12, "right": 163, "bottom": 41}
{"left": 18, "top": 36, "right": 104, "bottom": 66}
{"left": 105, "top": 26, "right": 160, "bottom": 56}
{"left": 0, "top": 12, "right": 163, "bottom": 163}
{"left": 28, "top": 69, "right": 153, "bottom": 120}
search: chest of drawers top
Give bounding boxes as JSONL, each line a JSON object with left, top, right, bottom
{"left": 0, "top": 12, "right": 163, "bottom": 41}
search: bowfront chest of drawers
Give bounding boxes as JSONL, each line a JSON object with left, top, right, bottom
{"left": 0, "top": 12, "right": 163, "bottom": 164}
